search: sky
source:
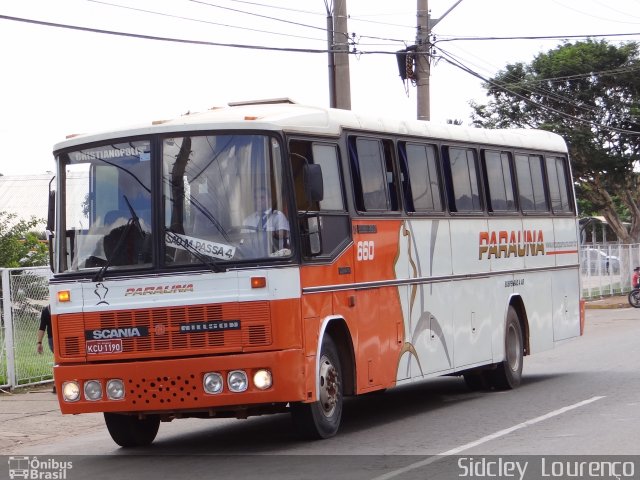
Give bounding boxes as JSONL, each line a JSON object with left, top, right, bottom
{"left": 1, "top": 0, "right": 639, "bottom": 176}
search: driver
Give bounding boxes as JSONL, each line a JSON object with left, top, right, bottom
{"left": 243, "top": 187, "right": 290, "bottom": 251}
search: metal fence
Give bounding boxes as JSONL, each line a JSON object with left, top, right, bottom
{"left": 580, "top": 243, "right": 640, "bottom": 299}
{"left": 1, "top": 267, "right": 52, "bottom": 390}
{"left": 0, "top": 246, "right": 636, "bottom": 390}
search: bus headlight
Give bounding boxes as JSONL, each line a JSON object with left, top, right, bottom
{"left": 106, "top": 379, "right": 125, "bottom": 400}
{"left": 62, "top": 381, "right": 80, "bottom": 402}
{"left": 203, "top": 372, "right": 223, "bottom": 394}
{"left": 253, "top": 369, "right": 272, "bottom": 390}
{"left": 227, "top": 370, "right": 248, "bottom": 392}
{"left": 84, "top": 380, "right": 103, "bottom": 401}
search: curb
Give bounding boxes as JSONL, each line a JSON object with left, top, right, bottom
{"left": 585, "top": 302, "right": 630, "bottom": 310}
{"left": 584, "top": 296, "right": 631, "bottom": 309}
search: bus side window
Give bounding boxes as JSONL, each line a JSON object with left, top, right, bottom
{"left": 312, "top": 144, "right": 345, "bottom": 211}
{"left": 483, "top": 150, "right": 517, "bottom": 213}
{"left": 515, "top": 154, "right": 549, "bottom": 213}
{"left": 546, "top": 156, "right": 573, "bottom": 214}
{"left": 349, "top": 137, "right": 398, "bottom": 212}
{"left": 290, "top": 139, "right": 350, "bottom": 258}
{"left": 443, "top": 146, "right": 483, "bottom": 213}
{"left": 399, "top": 142, "right": 444, "bottom": 213}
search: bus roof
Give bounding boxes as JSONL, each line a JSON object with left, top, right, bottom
{"left": 54, "top": 100, "right": 568, "bottom": 153}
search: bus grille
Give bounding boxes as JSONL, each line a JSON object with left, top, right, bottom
{"left": 56, "top": 302, "right": 272, "bottom": 358}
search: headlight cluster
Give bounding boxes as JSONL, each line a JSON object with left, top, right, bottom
{"left": 203, "top": 369, "right": 272, "bottom": 395}
{"left": 62, "top": 379, "right": 125, "bottom": 402}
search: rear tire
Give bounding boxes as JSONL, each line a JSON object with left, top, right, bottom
{"left": 487, "top": 306, "right": 523, "bottom": 390}
{"left": 104, "top": 412, "right": 160, "bottom": 447}
{"left": 291, "top": 336, "right": 343, "bottom": 439}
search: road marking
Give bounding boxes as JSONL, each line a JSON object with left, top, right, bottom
{"left": 371, "top": 395, "right": 605, "bottom": 480}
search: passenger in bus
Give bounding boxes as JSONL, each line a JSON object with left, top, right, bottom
{"left": 103, "top": 222, "right": 149, "bottom": 266}
{"left": 243, "top": 187, "right": 290, "bottom": 253}
{"left": 98, "top": 172, "right": 152, "bottom": 266}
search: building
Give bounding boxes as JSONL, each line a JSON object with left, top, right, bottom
{"left": 0, "top": 174, "right": 54, "bottom": 229}
{"left": 579, "top": 216, "right": 630, "bottom": 246}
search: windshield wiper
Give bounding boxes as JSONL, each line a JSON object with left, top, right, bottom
{"left": 123, "top": 194, "right": 144, "bottom": 236}
{"left": 93, "top": 218, "right": 136, "bottom": 282}
{"left": 92, "top": 195, "right": 146, "bottom": 282}
{"left": 165, "top": 228, "right": 225, "bottom": 273}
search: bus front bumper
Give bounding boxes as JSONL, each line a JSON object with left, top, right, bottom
{"left": 54, "top": 349, "right": 307, "bottom": 415}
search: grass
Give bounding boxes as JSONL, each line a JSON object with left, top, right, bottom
{"left": 0, "top": 315, "right": 53, "bottom": 387}
{"left": 582, "top": 282, "right": 630, "bottom": 299}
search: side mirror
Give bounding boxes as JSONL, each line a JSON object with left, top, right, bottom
{"left": 303, "top": 164, "right": 323, "bottom": 203}
{"left": 47, "top": 177, "right": 56, "bottom": 272}
{"left": 47, "top": 190, "right": 55, "bottom": 232}
{"left": 301, "top": 213, "right": 322, "bottom": 257}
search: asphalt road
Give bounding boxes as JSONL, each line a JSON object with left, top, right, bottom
{"left": 2, "top": 307, "right": 639, "bottom": 480}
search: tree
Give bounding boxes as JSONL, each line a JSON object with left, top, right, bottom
{"left": 0, "top": 212, "right": 49, "bottom": 267}
{"left": 471, "top": 39, "right": 640, "bottom": 243}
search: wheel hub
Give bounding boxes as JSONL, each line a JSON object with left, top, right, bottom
{"left": 506, "top": 323, "right": 521, "bottom": 372}
{"left": 318, "top": 355, "right": 339, "bottom": 417}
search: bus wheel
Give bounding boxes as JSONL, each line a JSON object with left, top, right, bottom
{"left": 104, "top": 412, "right": 160, "bottom": 447}
{"left": 628, "top": 289, "right": 640, "bottom": 308}
{"left": 291, "top": 336, "right": 343, "bottom": 439}
{"left": 488, "top": 306, "right": 523, "bottom": 390}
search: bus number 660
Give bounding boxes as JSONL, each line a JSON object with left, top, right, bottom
{"left": 357, "top": 241, "right": 375, "bottom": 261}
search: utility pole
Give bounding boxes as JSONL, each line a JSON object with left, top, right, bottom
{"left": 326, "top": 6, "right": 336, "bottom": 108}
{"left": 327, "top": 0, "right": 351, "bottom": 110}
{"left": 416, "top": 0, "right": 430, "bottom": 120}
{"left": 415, "top": 0, "right": 464, "bottom": 121}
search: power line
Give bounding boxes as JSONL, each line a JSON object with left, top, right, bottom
{"left": 439, "top": 49, "right": 637, "bottom": 130}
{"left": 215, "top": 0, "right": 324, "bottom": 16}
{"left": 436, "top": 46, "right": 607, "bottom": 118}
{"left": 433, "top": 38, "right": 640, "bottom": 119}
{"left": 0, "top": 14, "right": 331, "bottom": 53}
{"left": 551, "top": 0, "right": 640, "bottom": 25}
{"left": 437, "top": 49, "right": 640, "bottom": 136}
{"left": 188, "top": 0, "right": 326, "bottom": 32}
{"left": 435, "top": 32, "right": 640, "bottom": 43}
{"left": 434, "top": 45, "right": 590, "bottom": 117}
{"left": 86, "top": 0, "right": 325, "bottom": 42}
{"left": 355, "top": 29, "right": 410, "bottom": 43}
{"left": 519, "top": 64, "right": 640, "bottom": 86}
{"left": 590, "top": 0, "right": 640, "bottom": 20}
{"left": 347, "top": 15, "right": 414, "bottom": 30}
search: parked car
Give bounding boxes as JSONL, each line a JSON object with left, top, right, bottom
{"left": 581, "top": 248, "right": 620, "bottom": 274}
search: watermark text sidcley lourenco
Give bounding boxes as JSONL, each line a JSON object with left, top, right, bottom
{"left": 458, "top": 457, "right": 635, "bottom": 480}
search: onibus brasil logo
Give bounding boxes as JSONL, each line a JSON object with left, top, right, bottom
{"left": 7, "top": 456, "right": 73, "bottom": 479}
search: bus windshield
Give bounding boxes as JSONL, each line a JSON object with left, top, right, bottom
{"left": 57, "top": 133, "right": 291, "bottom": 274}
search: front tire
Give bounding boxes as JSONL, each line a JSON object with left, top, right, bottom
{"left": 104, "top": 412, "right": 160, "bottom": 447}
{"left": 487, "top": 306, "right": 524, "bottom": 390}
{"left": 291, "top": 336, "right": 343, "bottom": 439}
{"left": 628, "top": 289, "right": 640, "bottom": 308}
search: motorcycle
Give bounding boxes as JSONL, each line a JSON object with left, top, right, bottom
{"left": 628, "top": 288, "right": 640, "bottom": 308}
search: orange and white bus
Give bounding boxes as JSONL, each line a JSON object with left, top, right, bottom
{"left": 49, "top": 99, "right": 582, "bottom": 446}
